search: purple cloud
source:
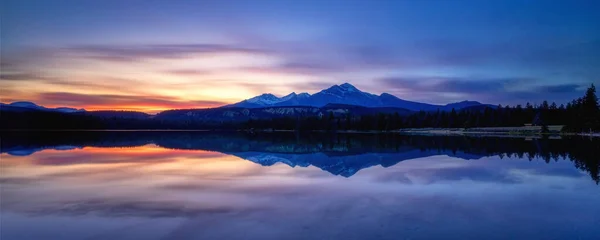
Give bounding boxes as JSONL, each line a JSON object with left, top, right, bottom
{"left": 536, "top": 84, "right": 582, "bottom": 93}
{"left": 0, "top": 72, "right": 40, "bottom": 81}
{"left": 379, "top": 76, "right": 588, "bottom": 105}
{"left": 64, "top": 44, "right": 272, "bottom": 61}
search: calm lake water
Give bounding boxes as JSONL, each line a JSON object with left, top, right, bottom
{"left": 1, "top": 131, "right": 599, "bottom": 240}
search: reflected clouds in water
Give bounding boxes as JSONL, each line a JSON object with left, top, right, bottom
{"left": 1, "top": 132, "right": 599, "bottom": 240}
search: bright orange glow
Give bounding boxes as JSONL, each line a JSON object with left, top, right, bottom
{"left": 0, "top": 50, "right": 318, "bottom": 113}
{"left": 81, "top": 104, "right": 225, "bottom": 114}
{"left": 0, "top": 144, "right": 255, "bottom": 178}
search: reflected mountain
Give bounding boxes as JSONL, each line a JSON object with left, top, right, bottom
{"left": 1, "top": 131, "right": 598, "bottom": 182}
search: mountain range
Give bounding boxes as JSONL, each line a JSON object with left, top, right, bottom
{"left": 1, "top": 83, "right": 492, "bottom": 122}
{"left": 225, "top": 83, "right": 488, "bottom": 111}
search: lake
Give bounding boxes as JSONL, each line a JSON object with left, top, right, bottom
{"left": 1, "top": 131, "right": 599, "bottom": 240}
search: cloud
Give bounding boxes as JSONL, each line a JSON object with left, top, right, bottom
{"left": 230, "top": 37, "right": 596, "bottom": 78}
{"left": 270, "top": 43, "right": 409, "bottom": 74}
{"left": 64, "top": 44, "right": 272, "bottom": 61}
{"left": 380, "top": 76, "right": 525, "bottom": 93}
{"left": 242, "top": 61, "right": 347, "bottom": 76}
{"left": 419, "top": 166, "right": 522, "bottom": 184}
{"left": 374, "top": 173, "right": 413, "bottom": 184}
{"left": 36, "top": 92, "right": 228, "bottom": 109}
{"left": 0, "top": 72, "right": 40, "bottom": 81}
{"left": 404, "top": 39, "right": 600, "bottom": 70}
{"left": 530, "top": 167, "right": 585, "bottom": 178}
{"left": 344, "top": 44, "right": 404, "bottom": 67}
{"left": 166, "top": 69, "right": 214, "bottom": 76}
{"left": 278, "top": 61, "right": 347, "bottom": 74}
{"left": 0, "top": 177, "right": 38, "bottom": 185}
{"left": 287, "top": 81, "right": 339, "bottom": 93}
{"left": 536, "top": 84, "right": 582, "bottom": 93}
{"left": 379, "top": 76, "right": 589, "bottom": 104}
{"left": 35, "top": 151, "right": 171, "bottom": 166}
{"left": 19, "top": 199, "right": 262, "bottom": 218}
{"left": 4, "top": 36, "right": 598, "bottom": 107}
{"left": 33, "top": 150, "right": 224, "bottom": 166}
{"left": 215, "top": 40, "right": 407, "bottom": 77}
{"left": 0, "top": 71, "right": 136, "bottom": 92}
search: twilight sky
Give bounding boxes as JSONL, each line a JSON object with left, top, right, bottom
{"left": 1, "top": 0, "right": 599, "bottom": 113}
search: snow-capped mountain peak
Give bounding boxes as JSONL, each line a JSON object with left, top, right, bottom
{"left": 246, "top": 93, "right": 281, "bottom": 105}
{"left": 339, "top": 83, "right": 359, "bottom": 92}
{"left": 280, "top": 92, "right": 297, "bottom": 101}
{"left": 320, "top": 83, "right": 366, "bottom": 97}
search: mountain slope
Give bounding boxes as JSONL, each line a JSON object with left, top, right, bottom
{"left": 304, "top": 83, "right": 381, "bottom": 107}
{"left": 378, "top": 93, "right": 441, "bottom": 111}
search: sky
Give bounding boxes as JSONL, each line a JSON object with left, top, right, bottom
{"left": 1, "top": 0, "right": 599, "bottom": 113}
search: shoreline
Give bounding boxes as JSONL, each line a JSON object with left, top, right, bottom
{"left": 2, "top": 127, "right": 599, "bottom": 138}
{"left": 250, "top": 126, "right": 599, "bottom": 138}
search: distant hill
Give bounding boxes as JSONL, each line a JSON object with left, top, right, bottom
{"left": 0, "top": 101, "right": 85, "bottom": 113}
{"left": 82, "top": 110, "right": 152, "bottom": 119}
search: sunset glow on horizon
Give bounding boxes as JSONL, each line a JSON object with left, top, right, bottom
{"left": 2, "top": 0, "right": 599, "bottom": 113}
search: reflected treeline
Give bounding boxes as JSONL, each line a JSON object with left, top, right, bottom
{"left": 1, "top": 131, "right": 598, "bottom": 182}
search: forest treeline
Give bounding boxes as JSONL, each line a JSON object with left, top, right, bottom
{"left": 1, "top": 85, "right": 598, "bottom": 132}
{"left": 248, "top": 84, "right": 600, "bottom": 132}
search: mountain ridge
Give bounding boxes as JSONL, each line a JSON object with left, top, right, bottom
{"left": 0, "top": 101, "right": 86, "bottom": 113}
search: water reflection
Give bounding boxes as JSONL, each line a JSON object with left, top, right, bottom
{"left": 1, "top": 131, "right": 599, "bottom": 240}
{"left": 2, "top": 131, "right": 599, "bottom": 182}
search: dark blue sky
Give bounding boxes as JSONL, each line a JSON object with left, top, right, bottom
{"left": 1, "top": 0, "right": 599, "bottom": 111}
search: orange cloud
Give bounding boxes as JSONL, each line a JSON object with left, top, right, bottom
{"left": 33, "top": 92, "right": 229, "bottom": 113}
